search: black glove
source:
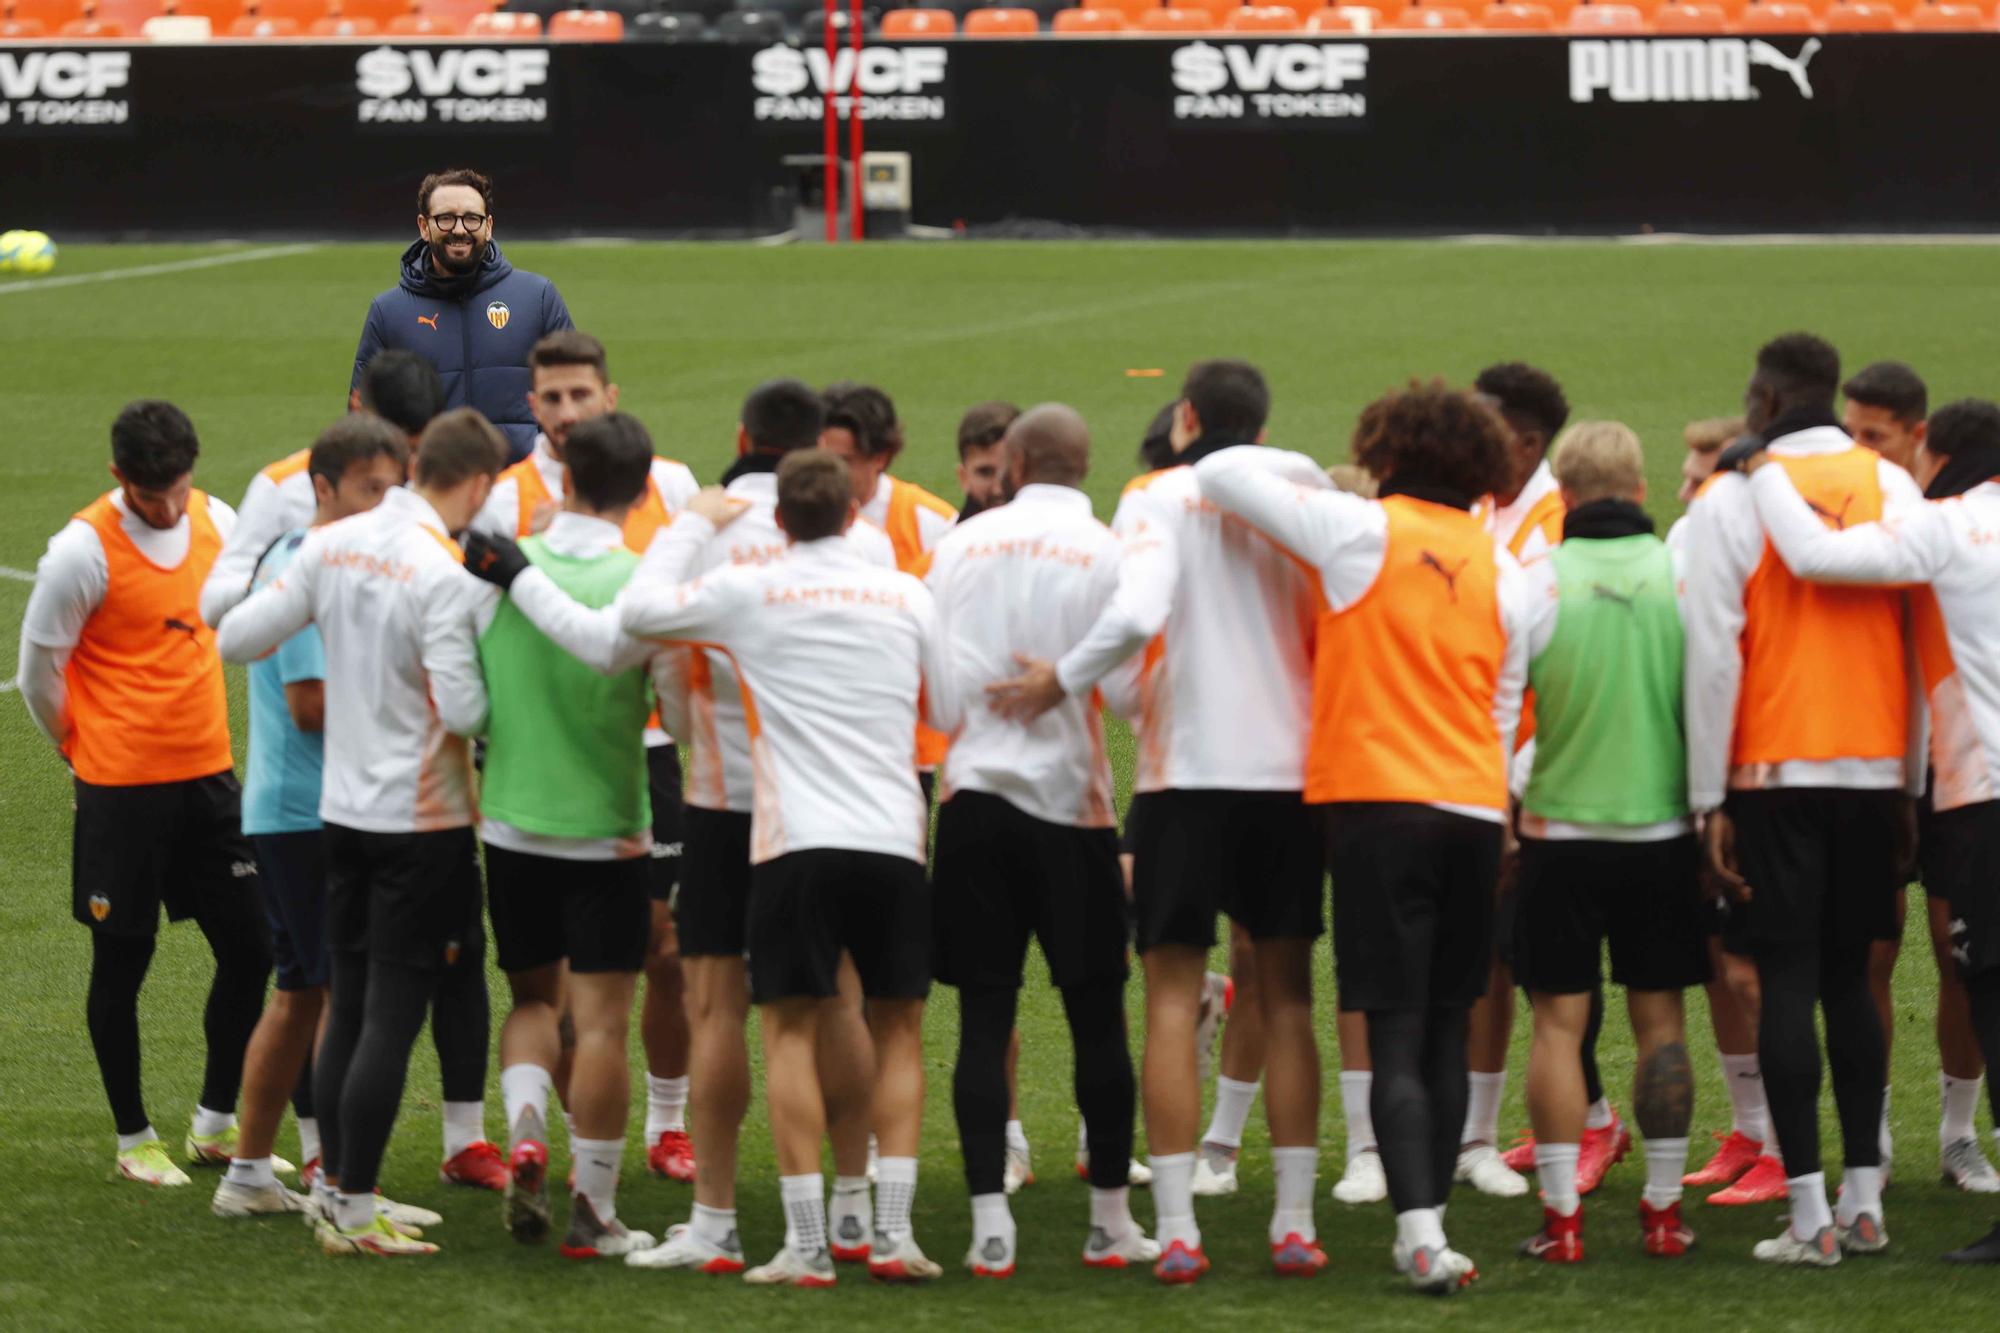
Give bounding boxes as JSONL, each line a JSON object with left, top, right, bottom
{"left": 463, "top": 532, "right": 529, "bottom": 590}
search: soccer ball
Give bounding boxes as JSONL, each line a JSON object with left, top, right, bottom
{"left": 0, "top": 230, "right": 56, "bottom": 276}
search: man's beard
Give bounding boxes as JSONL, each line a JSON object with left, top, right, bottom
{"left": 429, "top": 235, "right": 485, "bottom": 275}
{"left": 958, "top": 494, "right": 991, "bottom": 520}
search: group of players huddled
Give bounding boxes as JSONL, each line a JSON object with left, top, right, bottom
{"left": 21, "top": 324, "right": 2000, "bottom": 1292}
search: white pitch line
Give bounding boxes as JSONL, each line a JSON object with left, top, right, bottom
{"left": 0, "top": 566, "right": 33, "bottom": 583}
{"left": 0, "top": 679, "right": 15, "bottom": 694}
{"left": 0, "top": 244, "right": 318, "bottom": 296}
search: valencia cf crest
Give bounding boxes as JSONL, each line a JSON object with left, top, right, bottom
{"left": 485, "top": 301, "right": 510, "bottom": 331}
{"left": 88, "top": 893, "right": 111, "bottom": 921}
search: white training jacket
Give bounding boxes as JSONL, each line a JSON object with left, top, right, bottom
{"left": 508, "top": 511, "right": 942, "bottom": 864}
{"left": 1192, "top": 446, "right": 1530, "bottom": 824}
{"left": 1751, "top": 469, "right": 2000, "bottom": 813}
{"left": 201, "top": 458, "right": 310, "bottom": 627}
{"left": 1054, "top": 448, "right": 1324, "bottom": 794}
{"left": 926, "top": 483, "right": 1122, "bottom": 829}
{"left": 1679, "top": 425, "right": 1925, "bottom": 811}
{"left": 216, "top": 486, "right": 494, "bottom": 834}
{"left": 470, "top": 432, "right": 700, "bottom": 542}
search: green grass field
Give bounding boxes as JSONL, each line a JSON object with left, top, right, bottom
{"left": 5, "top": 240, "right": 2000, "bottom": 1330}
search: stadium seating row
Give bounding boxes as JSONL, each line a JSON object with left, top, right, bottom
{"left": 3, "top": 0, "right": 1993, "bottom": 33}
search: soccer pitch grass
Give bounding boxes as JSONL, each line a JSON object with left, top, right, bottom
{"left": 5, "top": 239, "right": 2000, "bottom": 1330}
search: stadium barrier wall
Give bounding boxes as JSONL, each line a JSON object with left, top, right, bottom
{"left": 5, "top": 34, "right": 1998, "bottom": 236}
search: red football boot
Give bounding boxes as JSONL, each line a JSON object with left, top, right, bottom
{"left": 1683, "top": 1131, "right": 1764, "bottom": 1187}
{"left": 1707, "top": 1152, "right": 1787, "bottom": 1205}
{"left": 1577, "top": 1113, "right": 1631, "bottom": 1196}
{"left": 648, "top": 1129, "right": 697, "bottom": 1183}
{"left": 1500, "top": 1134, "right": 1538, "bottom": 1174}
{"left": 1271, "top": 1232, "right": 1328, "bottom": 1277}
{"left": 1521, "top": 1205, "right": 1585, "bottom": 1263}
{"left": 1640, "top": 1199, "right": 1697, "bottom": 1256}
{"left": 439, "top": 1139, "right": 508, "bottom": 1191}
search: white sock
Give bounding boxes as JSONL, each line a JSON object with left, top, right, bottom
{"left": 314, "top": 1178, "right": 338, "bottom": 1214}
{"left": 1943, "top": 1073, "right": 1983, "bottom": 1147}
{"left": 970, "top": 1190, "right": 1014, "bottom": 1241}
{"left": 1584, "top": 1097, "right": 1614, "bottom": 1131}
{"left": 499, "top": 1064, "right": 553, "bottom": 1143}
{"left": 875, "top": 1156, "right": 918, "bottom": 1241}
{"left": 442, "top": 1100, "right": 485, "bottom": 1158}
{"left": 1643, "top": 1137, "right": 1688, "bottom": 1209}
{"left": 831, "top": 1173, "right": 870, "bottom": 1238}
{"left": 1720, "top": 1053, "right": 1769, "bottom": 1144}
{"left": 1879, "top": 1086, "right": 1893, "bottom": 1163}
{"left": 1204, "top": 1076, "right": 1260, "bottom": 1150}
{"left": 297, "top": 1116, "right": 321, "bottom": 1167}
{"left": 645, "top": 1074, "right": 689, "bottom": 1139}
{"left": 572, "top": 1136, "right": 624, "bottom": 1222}
{"left": 334, "top": 1190, "right": 375, "bottom": 1231}
{"left": 225, "top": 1155, "right": 276, "bottom": 1188}
{"left": 1076, "top": 1119, "right": 1089, "bottom": 1156}
{"left": 1837, "top": 1165, "right": 1883, "bottom": 1226}
{"left": 191, "top": 1105, "right": 235, "bottom": 1138}
{"left": 691, "top": 1201, "right": 737, "bottom": 1247}
{"left": 1149, "top": 1151, "right": 1200, "bottom": 1249}
{"left": 780, "top": 1173, "right": 826, "bottom": 1256}
{"left": 117, "top": 1125, "right": 160, "bottom": 1153}
{"left": 1338, "top": 1070, "right": 1375, "bottom": 1159}
{"left": 1396, "top": 1206, "right": 1446, "bottom": 1253}
{"left": 1786, "top": 1170, "right": 1832, "bottom": 1239}
{"left": 1535, "top": 1142, "right": 1581, "bottom": 1215}
{"left": 1006, "top": 1119, "right": 1029, "bottom": 1154}
{"left": 1269, "top": 1145, "right": 1318, "bottom": 1244}
{"left": 1463, "top": 1071, "right": 1505, "bottom": 1147}
{"left": 1089, "top": 1184, "right": 1134, "bottom": 1236}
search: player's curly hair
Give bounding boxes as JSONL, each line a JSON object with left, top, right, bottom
{"left": 1473, "top": 361, "right": 1569, "bottom": 443}
{"left": 1350, "top": 379, "right": 1513, "bottom": 499}
{"left": 822, "top": 381, "right": 904, "bottom": 462}
{"left": 1755, "top": 332, "right": 1840, "bottom": 400}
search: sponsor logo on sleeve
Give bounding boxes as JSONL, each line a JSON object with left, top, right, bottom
{"left": 1568, "top": 37, "right": 1821, "bottom": 103}
{"left": 751, "top": 44, "right": 948, "bottom": 124}
{"left": 1170, "top": 42, "right": 1369, "bottom": 124}
{"left": 355, "top": 46, "right": 550, "bottom": 128}
{"left": 0, "top": 50, "right": 131, "bottom": 133}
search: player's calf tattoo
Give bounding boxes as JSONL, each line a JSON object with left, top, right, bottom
{"left": 1635, "top": 1041, "right": 1694, "bottom": 1139}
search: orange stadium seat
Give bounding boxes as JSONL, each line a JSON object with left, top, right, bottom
{"left": 548, "top": 6, "right": 620, "bottom": 36}
{"left": 91, "top": 0, "right": 164, "bottom": 27}
{"left": 962, "top": 5, "right": 1038, "bottom": 30}
{"left": 251, "top": 0, "right": 326, "bottom": 22}
{"left": 168, "top": 0, "right": 244, "bottom": 23}
{"left": 1255, "top": 0, "right": 1315, "bottom": 15}
{"left": 1480, "top": 1, "right": 1552, "bottom": 25}
{"left": 1090, "top": 0, "right": 1160, "bottom": 16}
{"left": 1303, "top": 4, "right": 1367, "bottom": 24}
{"left": 308, "top": 10, "right": 374, "bottom": 26}
{"left": 1907, "top": 0, "right": 1986, "bottom": 23}
{"left": 1226, "top": 3, "right": 1300, "bottom": 24}
{"left": 1052, "top": 5, "right": 1128, "bottom": 27}
{"left": 882, "top": 5, "right": 956, "bottom": 30}
{"left": 1737, "top": 1, "right": 1820, "bottom": 26}
{"left": 1652, "top": 1, "right": 1727, "bottom": 26}
{"left": 0, "top": 15, "right": 47, "bottom": 31}
{"left": 59, "top": 14, "right": 124, "bottom": 29}
{"left": 1824, "top": 0, "right": 1900, "bottom": 23}
{"left": 1393, "top": 3, "right": 1470, "bottom": 23}
{"left": 1137, "top": 3, "right": 1218, "bottom": 23}
{"left": 227, "top": 11, "right": 296, "bottom": 28}
{"left": 1567, "top": 1, "right": 1643, "bottom": 25}
{"left": 11, "top": 0, "right": 84, "bottom": 27}
{"left": 1174, "top": 0, "right": 1240, "bottom": 18}
{"left": 415, "top": 0, "right": 494, "bottom": 14}
{"left": 387, "top": 10, "right": 462, "bottom": 30}
{"left": 1873, "top": 0, "right": 1921, "bottom": 13}
{"left": 333, "top": 0, "right": 411, "bottom": 23}
{"left": 466, "top": 6, "right": 537, "bottom": 32}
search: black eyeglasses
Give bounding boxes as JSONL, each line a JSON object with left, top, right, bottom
{"left": 428, "top": 213, "right": 488, "bottom": 232}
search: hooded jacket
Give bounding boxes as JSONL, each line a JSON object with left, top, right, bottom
{"left": 349, "top": 240, "right": 573, "bottom": 462}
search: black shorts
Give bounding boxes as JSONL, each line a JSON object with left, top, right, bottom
{"left": 252, "top": 830, "right": 328, "bottom": 991}
{"left": 676, "top": 806, "right": 753, "bottom": 959}
{"left": 1328, "top": 803, "right": 1500, "bottom": 1011}
{"left": 484, "top": 843, "right": 651, "bottom": 975}
{"left": 1721, "top": 788, "right": 1902, "bottom": 959}
{"left": 72, "top": 772, "right": 262, "bottom": 940}
{"left": 323, "top": 823, "right": 483, "bottom": 974}
{"left": 932, "top": 790, "right": 1129, "bottom": 991}
{"left": 1130, "top": 788, "right": 1325, "bottom": 952}
{"left": 1919, "top": 799, "right": 2000, "bottom": 982}
{"left": 747, "top": 848, "right": 930, "bottom": 1003}
{"left": 1513, "top": 835, "right": 1711, "bottom": 994}
{"left": 647, "top": 742, "right": 684, "bottom": 903}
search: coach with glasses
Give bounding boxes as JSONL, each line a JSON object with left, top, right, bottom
{"left": 350, "top": 168, "right": 574, "bottom": 463}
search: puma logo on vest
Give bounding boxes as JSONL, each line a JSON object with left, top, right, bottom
{"left": 1590, "top": 581, "right": 1644, "bottom": 610}
{"left": 1806, "top": 494, "right": 1854, "bottom": 530}
{"left": 1419, "top": 550, "right": 1467, "bottom": 600}
{"left": 417, "top": 311, "right": 440, "bottom": 332}
{"left": 163, "top": 617, "right": 199, "bottom": 640}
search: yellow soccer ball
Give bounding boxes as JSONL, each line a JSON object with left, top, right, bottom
{"left": 9, "top": 230, "right": 57, "bottom": 276}
{"left": 0, "top": 230, "right": 24, "bottom": 273}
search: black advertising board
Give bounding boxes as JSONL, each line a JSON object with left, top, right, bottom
{"left": 3, "top": 35, "right": 1995, "bottom": 236}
